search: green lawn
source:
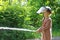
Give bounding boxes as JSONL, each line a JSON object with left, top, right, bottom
{"left": 52, "top": 31, "right": 60, "bottom": 37}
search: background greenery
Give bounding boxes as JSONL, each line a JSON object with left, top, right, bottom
{"left": 0, "top": 0, "right": 60, "bottom": 40}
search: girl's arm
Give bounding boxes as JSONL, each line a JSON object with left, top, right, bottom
{"left": 36, "top": 27, "right": 41, "bottom": 32}
{"left": 36, "top": 19, "right": 51, "bottom": 32}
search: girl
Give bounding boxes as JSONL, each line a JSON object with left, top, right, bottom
{"left": 36, "top": 6, "right": 52, "bottom": 40}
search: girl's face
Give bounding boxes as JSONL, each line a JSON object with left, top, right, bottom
{"left": 43, "top": 10, "right": 49, "bottom": 17}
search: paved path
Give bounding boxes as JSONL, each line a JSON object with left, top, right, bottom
{"left": 26, "top": 37, "right": 60, "bottom": 40}
{"left": 52, "top": 37, "right": 60, "bottom": 40}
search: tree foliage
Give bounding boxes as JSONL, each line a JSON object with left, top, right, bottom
{"left": 0, "top": 0, "right": 60, "bottom": 40}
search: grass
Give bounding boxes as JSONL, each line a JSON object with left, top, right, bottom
{"left": 52, "top": 30, "right": 60, "bottom": 37}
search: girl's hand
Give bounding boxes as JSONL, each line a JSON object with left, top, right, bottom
{"left": 36, "top": 28, "right": 41, "bottom": 33}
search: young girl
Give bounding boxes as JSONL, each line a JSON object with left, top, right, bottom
{"left": 36, "top": 6, "right": 52, "bottom": 40}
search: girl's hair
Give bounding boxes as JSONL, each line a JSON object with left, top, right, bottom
{"left": 46, "top": 8, "right": 51, "bottom": 14}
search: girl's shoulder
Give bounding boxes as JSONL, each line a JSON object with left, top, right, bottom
{"left": 42, "top": 17, "right": 52, "bottom": 22}
{"left": 49, "top": 18, "right": 52, "bottom": 21}
{"left": 47, "top": 18, "right": 52, "bottom": 22}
